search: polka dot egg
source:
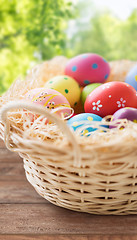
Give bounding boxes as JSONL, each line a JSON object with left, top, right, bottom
{"left": 25, "top": 88, "right": 72, "bottom": 120}
{"left": 44, "top": 75, "right": 81, "bottom": 107}
{"left": 65, "top": 53, "right": 110, "bottom": 86}
{"left": 67, "top": 113, "right": 103, "bottom": 136}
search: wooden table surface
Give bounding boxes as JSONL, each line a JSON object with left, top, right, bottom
{"left": 0, "top": 139, "right": 137, "bottom": 240}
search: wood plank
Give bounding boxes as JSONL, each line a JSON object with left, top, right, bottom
{"left": 0, "top": 235, "right": 137, "bottom": 240}
{"left": 0, "top": 139, "right": 22, "bottom": 163}
{"left": 0, "top": 163, "right": 25, "bottom": 181}
{"left": 0, "top": 181, "right": 45, "bottom": 204}
{"left": 0, "top": 148, "right": 21, "bottom": 163}
{"left": 0, "top": 204, "right": 137, "bottom": 234}
{"left": 0, "top": 139, "right": 6, "bottom": 148}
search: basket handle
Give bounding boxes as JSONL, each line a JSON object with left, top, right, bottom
{"left": 0, "top": 101, "right": 81, "bottom": 167}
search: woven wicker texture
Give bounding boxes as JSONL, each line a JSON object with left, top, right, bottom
{"left": 0, "top": 59, "right": 137, "bottom": 215}
{"left": 1, "top": 100, "right": 137, "bottom": 215}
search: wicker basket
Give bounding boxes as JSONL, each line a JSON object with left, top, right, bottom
{"left": 1, "top": 101, "right": 137, "bottom": 215}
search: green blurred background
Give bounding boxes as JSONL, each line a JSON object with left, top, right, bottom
{"left": 1, "top": 0, "right": 137, "bottom": 94}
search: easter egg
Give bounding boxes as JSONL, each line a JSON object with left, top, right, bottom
{"left": 44, "top": 75, "right": 81, "bottom": 107}
{"left": 125, "top": 65, "right": 137, "bottom": 91}
{"left": 67, "top": 113, "right": 103, "bottom": 136}
{"left": 24, "top": 88, "right": 72, "bottom": 120}
{"left": 81, "top": 83, "right": 102, "bottom": 106}
{"left": 65, "top": 53, "right": 110, "bottom": 86}
{"left": 112, "top": 107, "right": 137, "bottom": 123}
{"left": 84, "top": 82, "right": 137, "bottom": 118}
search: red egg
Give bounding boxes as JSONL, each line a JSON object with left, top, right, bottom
{"left": 65, "top": 53, "right": 110, "bottom": 86}
{"left": 84, "top": 82, "right": 137, "bottom": 117}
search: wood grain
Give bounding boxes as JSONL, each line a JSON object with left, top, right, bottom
{"left": 0, "top": 163, "right": 25, "bottom": 181}
{"left": 0, "top": 139, "right": 21, "bottom": 163}
{"left": 0, "top": 139, "right": 6, "bottom": 148}
{"left": 0, "top": 140, "right": 137, "bottom": 239}
{"left": 0, "top": 181, "right": 46, "bottom": 204}
{"left": 1, "top": 235, "right": 137, "bottom": 240}
{"left": 0, "top": 204, "right": 137, "bottom": 235}
{"left": 0, "top": 148, "right": 21, "bottom": 163}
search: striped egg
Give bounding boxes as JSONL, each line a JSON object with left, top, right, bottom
{"left": 25, "top": 88, "right": 72, "bottom": 120}
{"left": 67, "top": 113, "right": 103, "bottom": 136}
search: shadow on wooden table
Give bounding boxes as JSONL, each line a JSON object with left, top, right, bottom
{"left": 0, "top": 139, "right": 137, "bottom": 240}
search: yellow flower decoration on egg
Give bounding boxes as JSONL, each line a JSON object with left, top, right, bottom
{"left": 72, "top": 122, "right": 78, "bottom": 127}
{"left": 133, "top": 119, "right": 137, "bottom": 123}
{"left": 135, "top": 75, "right": 137, "bottom": 82}
{"left": 82, "top": 130, "right": 89, "bottom": 136}
{"left": 87, "top": 116, "right": 93, "bottom": 121}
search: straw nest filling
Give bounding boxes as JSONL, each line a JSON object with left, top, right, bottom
{"left": 0, "top": 58, "right": 137, "bottom": 215}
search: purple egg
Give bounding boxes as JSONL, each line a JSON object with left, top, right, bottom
{"left": 110, "top": 107, "right": 137, "bottom": 128}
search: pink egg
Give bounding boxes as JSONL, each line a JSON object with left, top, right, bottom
{"left": 24, "top": 88, "right": 72, "bottom": 121}
{"left": 65, "top": 53, "right": 110, "bottom": 86}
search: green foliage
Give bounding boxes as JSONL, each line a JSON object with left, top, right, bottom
{"left": 1, "top": 0, "right": 137, "bottom": 95}
{"left": 0, "top": 0, "right": 73, "bottom": 94}
{"left": 67, "top": 1, "right": 137, "bottom": 62}
{"left": 118, "top": 10, "right": 137, "bottom": 60}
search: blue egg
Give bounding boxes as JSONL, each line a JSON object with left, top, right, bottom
{"left": 67, "top": 113, "right": 103, "bottom": 136}
{"left": 125, "top": 65, "right": 137, "bottom": 91}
